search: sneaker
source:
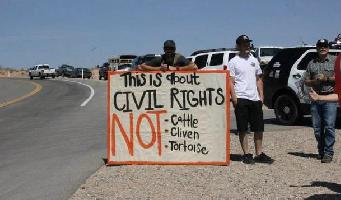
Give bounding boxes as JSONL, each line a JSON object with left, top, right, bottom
{"left": 321, "top": 155, "right": 333, "bottom": 163}
{"left": 242, "top": 154, "right": 255, "bottom": 165}
{"left": 317, "top": 154, "right": 323, "bottom": 160}
{"left": 254, "top": 153, "right": 274, "bottom": 164}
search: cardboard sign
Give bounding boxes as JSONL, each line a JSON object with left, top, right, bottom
{"left": 107, "top": 70, "right": 230, "bottom": 165}
{"left": 335, "top": 54, "right": 341, "bottom": 106}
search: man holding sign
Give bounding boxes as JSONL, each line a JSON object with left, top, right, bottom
{"left": 229, "top": 35, "right": 273, "bottom": 165}
{"left": 304, "top": 39, "right": 337, "bottom": 163}
{"left": 139, "top": 40, "right": 197, "bottom": 71}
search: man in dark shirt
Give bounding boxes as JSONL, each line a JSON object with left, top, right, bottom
{"left": 304, "top": 39, "right": 337, "bottom": 163}
{"left": 139, "top": 40, "right": 197, "bottom": 71}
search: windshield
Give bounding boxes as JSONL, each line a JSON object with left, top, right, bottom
{"left": 144, "top": 56, "right": 158, "bottom": 62}
{"left": 120, "top": 55, "right": 137, "bottom": 59}
{"left": 260, "top": 48, "right": 282, "bottom": 57}
{"left": 118, "top": 64, "right": 131, "bottom": 70}
{"left": 38, "top": 65, "right": 49, "bottom": 69}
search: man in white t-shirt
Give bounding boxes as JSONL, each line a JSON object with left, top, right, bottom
{"left": 229, "top": 35, "right": 274, "bottom": 164}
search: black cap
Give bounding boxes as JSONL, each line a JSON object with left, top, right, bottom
{"left": 316, "top": 39, "right": 329, "bottom": 47}
{"left": 236, "top": 35, "right": 253, "bottom": 45}
{"left": 164, "top": 40, "right": 176, "bottom": 48}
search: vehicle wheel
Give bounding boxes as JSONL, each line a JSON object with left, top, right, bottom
{"left": 52, "top": 75, "right": 55, "bottom": 79}
{"left": 274, "top": 94, "right": 301, "bottom": 125}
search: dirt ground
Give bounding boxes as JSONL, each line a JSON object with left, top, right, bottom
{"left": 0, "top": 69, "right": 99, "bottom": 79}
{"left": 70, "top": 128, "right": 341, "bottom": 200}
{"left": 0, "top": 70, "right": 28, "bottom": 78}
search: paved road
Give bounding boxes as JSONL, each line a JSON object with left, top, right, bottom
{"left": 0, "top": 78, "right": 106, "bottom": 200}
{"left": 0, "top": 78, "right": 35, "bottom": 104}
{"left": 0, "top": 77, "right": 315, "bottom": 200}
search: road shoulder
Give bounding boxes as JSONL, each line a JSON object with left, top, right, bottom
{"left": 70, "top": 127, "right": 341, "bottom": 199}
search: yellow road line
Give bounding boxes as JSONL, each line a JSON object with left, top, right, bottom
{"left": 0, "top": 81, "right": 42, "bottom": 108}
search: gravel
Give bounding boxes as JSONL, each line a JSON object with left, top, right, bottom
{"left": 70, "top": 128, "right": 341, "bottom": 200}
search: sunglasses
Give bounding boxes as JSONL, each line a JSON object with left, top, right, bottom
{"left": 164, "top": 47, "right": 175, "bottom": 51}
{"left": 238, "top": 43, "right": 251, "bottom": 48}
{"left": 317, "top": 44, "right": 329, "bottom": 48}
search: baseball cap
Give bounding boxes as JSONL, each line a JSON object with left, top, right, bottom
{"left": 316, "top": 39, "right": 329, "bottom": 47}
{"left": 236, "top": 35, "right": 253, "bottom": 45}
{"left": 164, "top": 40, "right": 176, "bottom": 48}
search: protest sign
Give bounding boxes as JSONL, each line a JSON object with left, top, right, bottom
{"left": 107, "top": 70, "right": 230, "bottom": 165}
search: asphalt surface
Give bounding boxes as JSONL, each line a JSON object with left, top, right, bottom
{"left": 0, "top": 78, "right": 35, "bottom": 104}
{"left": 0, "top": 77, "right": 315, "bottom": 200}
{"left": 0, "top": 78, "right": 106, "bottom": 200}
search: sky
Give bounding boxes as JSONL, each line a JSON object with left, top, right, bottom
{"left": 0, "top": 0, "right": 341, "bottom": 69}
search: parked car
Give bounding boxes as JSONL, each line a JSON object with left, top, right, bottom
{"left": 254, "top": 46, "right": 283, "bottom": 66}
{"left": 263, "top": 47, "right": 341, "bottom": 125}
{"left": 108, "top": 55, "right": 137, "bottom": 71}
{"left": 117, "top": 64, "right": 132, "bottom": 71}
{"left": 186, "top": 56, "right": 194, "bottom": 62}
{"left": 130, "top": 54, "right": 162, "bottom": 70}
{"left": 190, "top": 48, "right": 239, "bottom": 70}
{"left": 329, "top": 34, "right": 341, "bottom": 49}
{"left": 71, "top": 68, "right": 92, "bottom": 79}
{"left": 99, "top": 62, "right": 110, "bottom": 80}
{"left": 57, "top": 64, "right": 75, "bottom": 77}
{"left": 29, "top": 64, "right": 56, "bottom": 80}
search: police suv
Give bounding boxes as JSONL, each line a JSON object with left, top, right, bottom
{"left": 263, "top": 47, "right": 341, "bottom": 125}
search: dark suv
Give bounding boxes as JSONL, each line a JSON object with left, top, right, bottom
{"left": 130, "top": 54, "right": 161, "bottom": 70}
{"left": 71, "top": 68, "right": 92, "bottom": 79}
{"left": 263, "top": 47, "right": 341, "bottom": 125}
{"left": 57, "top": 64, "right": 75, "bottom": 77}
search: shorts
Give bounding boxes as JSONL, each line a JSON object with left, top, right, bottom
{"left": 234, "top": 98, "right": 264, "bottom": 133}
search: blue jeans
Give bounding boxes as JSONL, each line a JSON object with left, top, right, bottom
{"left": 310, "top": 101, "right": 337, "bottom": 157}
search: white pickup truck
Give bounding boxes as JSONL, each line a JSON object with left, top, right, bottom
{"left": 29, "top": 64, "right": 56, "bottom": 80}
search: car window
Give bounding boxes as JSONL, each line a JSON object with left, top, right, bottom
{"left": 228, "top": 53, "right": 237, "bottom": 61}
{"left": 260, "top": 48, "right": 282, "bottom": 57}
{"left": 297, "top": 52, "right": 340, "bottom": 70}
{"left": 209, "top": 53, "right": 224, "bottom": 66}
{"left": 118, "top": 64, "right": 131, "bottom": 70}
{"left": 144, "top": 56, "right": 157, "bottom": 63}
{"left": 194, "top": 54, "right": 208, "bottom": 69}
{"left": 297, "top": 52, "right": 317, "bottom": 70}
{"left": 131, "top": 57, "right": 141, "bottom": 67}
{"left": 255, "top": 49, "right": 259, "bottom": 57}
{"left": 268, "top": 48, "right": 308, "bottom": 72}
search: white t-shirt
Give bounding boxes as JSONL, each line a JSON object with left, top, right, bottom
{"left": 228, "top": 54, "right": 262, "bottom": 101}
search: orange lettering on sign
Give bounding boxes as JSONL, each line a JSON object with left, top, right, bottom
{"left": 111, "top": 110, "right": 167, "bottom": 157}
